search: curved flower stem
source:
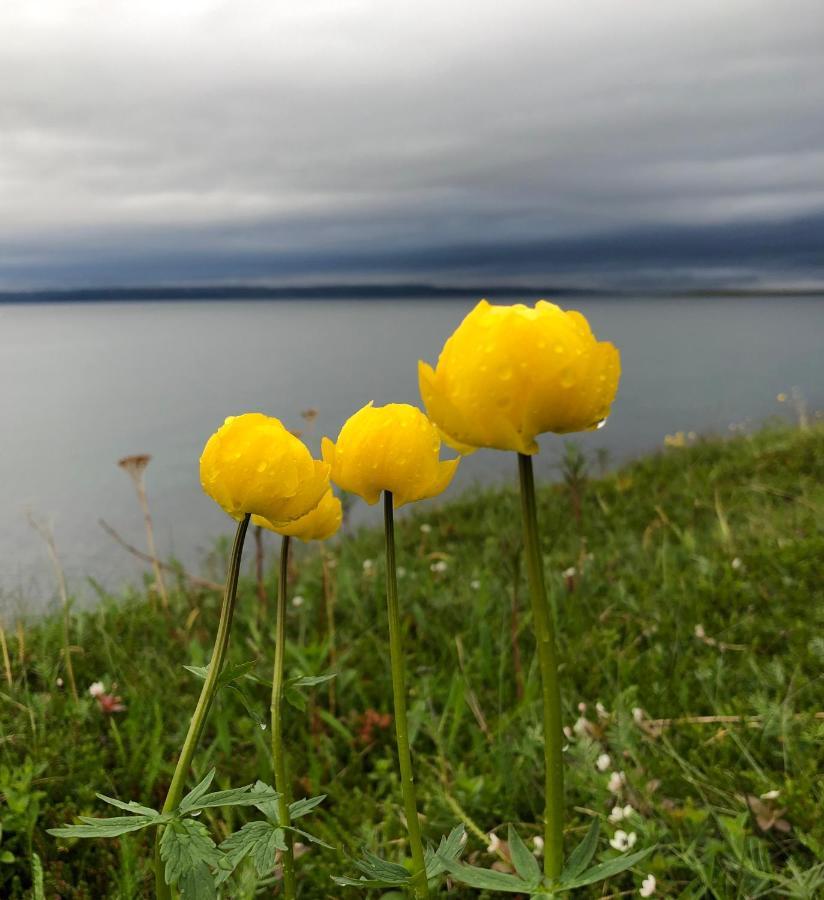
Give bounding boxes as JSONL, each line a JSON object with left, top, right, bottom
{"left": 154, "top": 514, "right": 250, "bottom": 900}
{"left": 383, "top": 491, "right": 429, "bottom": 899}
{"left": 271, "top": 535, "right": 297, "bottom": 900}
{"left": 517, "top": 453, "right": 564, "bottom": 880}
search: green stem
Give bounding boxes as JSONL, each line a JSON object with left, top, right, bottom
{"left": 154, "top": 514, "right": 250, "bottom": 900}
{"left": 271, "top": 535, "right": 297, "bottom": 899}
{"left": 383, "top": 491, "right": 429, "bottom": 899}
{"left": 517, "top": 453, "right": 565, "bottom": 880}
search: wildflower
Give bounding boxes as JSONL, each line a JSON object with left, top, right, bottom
{"left": 609, "top": 804, "right": 634, "bottom": 823}
{"left": 362, "top": 559, "right": 375, "bottom": 572}
{"left": 430, "top": 559, "right": 448, "bottom": 574}
{"left": 760, "top": 789, "right": 780, "bottom": 800}
{"left": 96, "top": 692, "right": 126, "bottom": 714}
{"left": 56, "top": 677, "right": 64, "bottom": 688}
{"left": 596, "top": 701, "right": 608, "bottom": 719}
{"left": 664, "top": 431, "right": 686, "bottom": 448}
{"left": 419, "top": 523, "right": 432, "bottom": 534}
{"left": 596, "top": 752, "right": 612, "bottom": 772}
{"left": 573, "top": 716, "right": 590, "bottom": 736}
{"left": 254, "top": 488, "right": 342, "bottom": 542}
{"left": 200, "top": 413, "right": 329, "bottom": 524}
{"left": 563, "top": 726, "right": 574, "bottom": 740}
{"left": 609, "top": 829, "right": 637, "bottom": 851}
{"left": 562, "top": 566, "right": 577, "bottom": 579}
{"left": 419, "top": 299, "right": 620, "bottom": 454}
{"left": 632, "top": 707, "right": 645, "bottom": 724}
{"left": 577, "top": 701, "right": 587, "bottom": 713}
{"left": 322, "top": 403, "right": 459, "bottom": 507}
{"left": 486, "top": 832, "right": 502, "bottom": 854}
{"left": 470, "top": 579, "right": 481, "bottom": 590}
{"left": 532, "top": 835, "right": 544, "bottom": 856}
{"left": 640, "top": 873, "right": 657, "bottom": 896}
{"left": 291, "top": 595, "right": 305, "bottom": 608}
{"left": 88, "top": 681, "right": 105, "bottom": 698}
{"left": 397, "top": 566, "right": 407, "bottom": 578}
{"left": 607, "top": 771, "right": 626, "bottom": 794}
{"left": 731, "top": 557, "right": 742, "bottom": 570}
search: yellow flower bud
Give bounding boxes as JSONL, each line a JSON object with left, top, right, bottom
{"left": 419, "top": 299, "right": 620, "bottom": 455}
{"left": 253, "top": 488, "right": 342, "bottom": 542}
{"left": 200, "top": 413, "right": 330, "bottom": 523}
{"left": 321, "top": 402, "right": 459, "bottom": 508}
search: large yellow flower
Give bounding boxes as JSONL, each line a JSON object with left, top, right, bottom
{"left": 418, "top": 299, "right": 620, "bottom": 455}
{"left": 253, "top": 488, "right": 342, "bottom": 542}
{"left": 321, "top": 402, "right": 459, "bottom": 508}
{"left": 200, "top": 413, "right": 330, "bottom": 523}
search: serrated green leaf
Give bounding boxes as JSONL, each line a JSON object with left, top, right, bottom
{"left": 48, "top": 814, "right": 159, "bottom": 839}
{"left": 354, "top": 849, "right": 411, "bottom": 882}
{"left": 184, "top": 659, "right": 257, "bottom": 688}
{"left": 425, "top": 824, "right": 466, "bottom": 877}
{"left": 332, "top": 875, "right": 409, "bottom": 889}
{"left": 436, "top": 855, "right": 532, "bottom": 893}
{"left": 31, "top": 852, "right": 45, "bottom": 900}
{"left": 95, "top": 794, "right": 158, "bottom": 817}
{"left": 557, "top": 846, "right": 654, "bottom": 889}
{"left": 285, "top": 688, "right": 307, "bottom": 711}
{"left": 286, "top": 672, "right": 336, "bottom": 690}
{"left": 561, "top": 818, "right": 600, "bottom": 881}
{"left": 508, "top": 825, "right": 541, "bottom": 886}
{"left": 160, "top": 818, "right": 221, "bottom": 891}
{"left": 178, "top": 769, "right": 216, "bottom": 813}
{"left": 180, "top": 861, "right": 217, "bottom": 900}
{"left": 284, "top": 824, "right": 334, "bottom": 850}
{"left": 252, "top": 780, "right": 281, "bottom": 824}
{"left": 185, "top": 784, "right": 278, "bottom": 813}
{"left": 288, "top": 794, "right": 326, "bottom": 820}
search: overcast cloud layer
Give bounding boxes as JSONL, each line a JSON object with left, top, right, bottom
{"left": 2, "top": 1, "right": 823, "bottom": 289}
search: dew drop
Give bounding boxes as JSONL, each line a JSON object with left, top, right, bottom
{"left": 596, "top": 418, "right": 608, "bottom": 430}
{"left": 259, "top": 722, "right": 267, "bottom": 731}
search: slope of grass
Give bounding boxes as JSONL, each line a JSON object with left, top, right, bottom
{"left": 1, "top": 422, "right": 822, "bottom": 898}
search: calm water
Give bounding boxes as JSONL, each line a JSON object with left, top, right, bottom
{"left": 1, "top": 296, "right": 822, "bottom": 614}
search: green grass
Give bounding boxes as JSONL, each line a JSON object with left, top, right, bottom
{"left": 1, "top": 421, "right": 822, "bottom": 898}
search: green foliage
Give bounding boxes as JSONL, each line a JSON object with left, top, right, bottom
{"left": 1, "top": 422, "right": 822, "bottom": 896}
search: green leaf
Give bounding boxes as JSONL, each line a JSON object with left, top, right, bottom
{"left": 286, "top": 672, "right": 336, "bottom": 690}
{"left": 48, "top": 814, "right": 161, "bottom": 839}
{"left": 31, "top": 852, "right": 45, "bottom": 900}
{"left": 218, "top": 820, "right": 287, "bottom": 883}
{"left": 435, "top": 855, "right": 532, "bottom": 893}
{"left": 95, "top": 794, "right": 158, "bottom": 817}
{"left": 355, "top": 849, "right": 411, "bottom": 882}
{"left": 178, "top": 769, "right": 216, "bottom": 813}
{"left": 252, "top": 780, "right": 281, "bottom": 824}
{"left": 557, "top": 847, "right": 654, "bottom": 889}
{"left": 185, "top": 784, "right": 279, "bottom": 813}
{"left": 561, "top": 818, "right": 600, "bottom": 881}
{"left": 508, "top": 825, "right": 541, "bottom": 886}
{"left": 425, "top": 824, "right": 465, "bottom": 877}
{"left": 284, "top": 824, "right": 334, "bottom": 849}
{"left": 184, "top": 659, "right": 257, "bottom": 688}
{"left": 160, "top": 817, "right": 221, "bottom": 895}
{"left": 288, "top": 794, "right": 326, "bottom": 820}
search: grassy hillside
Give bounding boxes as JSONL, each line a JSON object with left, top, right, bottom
{"left": 1, "top": 422, "right": 822, "bottom": 897}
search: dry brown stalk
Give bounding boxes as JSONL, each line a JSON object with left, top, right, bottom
{"left": 117, "top": 454, "right": 169, "bottom": 609}
{"left": 0, "top": 621, "right": 12, "bottom": 686}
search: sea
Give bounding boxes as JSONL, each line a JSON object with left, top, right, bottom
{"left": 1, "top": 294, "right": 822, "bottom": 615}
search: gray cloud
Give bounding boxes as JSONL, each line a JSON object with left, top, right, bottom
{"left": 1, "top": 1, "right": 823, "bottom": 287}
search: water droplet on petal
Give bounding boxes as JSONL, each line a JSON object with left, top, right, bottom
{"left": 596, "top": 418, "right": 608, "bottom": 430}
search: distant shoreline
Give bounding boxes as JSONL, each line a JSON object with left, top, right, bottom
{"left": 1, "top": 283, "right": 823, "bottom": 303}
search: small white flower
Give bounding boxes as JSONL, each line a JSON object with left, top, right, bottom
{"left": 470, "top": 579, "right": 481, "bottom": 590}
{"left": 607, "top": 771, "right": 626, "bottom": 794}
{"left": 532, "top": 835, "right": 544, "bottom": 856}
{"left": 731, "top": 557, "right": 742, "bottom": 570}
{"left": 694, "top": 623, "right": 706, "bottom": 639}
{"left": 362, "top": 559, "right": 374, "bottom": 572}
{"left": 563, "top": 726, "right": 574, "bottom": 740}
{"left": 609, "top": 830, "right": 637, "bottom": 852}
{"left": 419, "top": 523, "right": 432, "bottom": 534}
{"left": 760, "top": 789, "right": 780, "bottom": 800}
{"left": 632, "top": 707, "right": 645, "bottom": 724}
{"left": 291, "top": 595, "right": 305, "bottom": 608}
{"left": 56, "top": 677, "right": 64, "bottom": 687}
{"left": 596, "top": 701, "right": 608, "bottom": 719}
{"left": 639, "top": 873, "right": 656, "bottom": 896}
{"left": 573, "top": 716, "right": 589, "bottom": 736}
{"left": 562, "top": 566, "right": 576, "bottom": 579}
{"left": 577, "top": 701, "right": 587, "bottom": 713}
{"left": 486, "top": 832, "right": 501, "bottom": 854}
{"left": 430, "top": 560, "right": 448, "bottom": 574}
{"left": 608, "top": 805, "right": 624, "bottom": 823}
{"left": 88, "top": 681, "right": 105, "bottom": 698}
{"left": 596, "top": 753, "right": 612, "bottom": 772}
{"left": 397, "top": 566, "right": 407, "bottom": 578}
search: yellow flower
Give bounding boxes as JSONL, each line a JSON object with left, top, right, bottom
{"left": 418, "top": 299, "right": 620, "bottom": 455}
{"left": 200, "top": 413, "right": 329, "bottom": 523}
{"left": 321, "top": 402, "right": 459, "bottom": 508}
{"left": 253, "top": 488, "right": 342, "bottom": 542}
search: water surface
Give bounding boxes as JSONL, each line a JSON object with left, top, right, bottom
{"left": 1, "top": 295, "right": 821, "bottom": 614}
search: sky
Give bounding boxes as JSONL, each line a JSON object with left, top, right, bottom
{"left": 2, "top": 0, "right": 824, "bottom": 291}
